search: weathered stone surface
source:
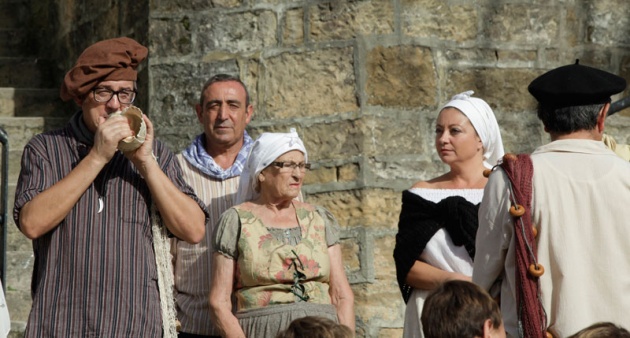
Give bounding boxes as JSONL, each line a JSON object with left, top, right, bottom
{"left": 338, "top": 163, "right": 359, "bottom": 182}
{"left": 303, "top": 163, "right": 359, "bottom": 186}
{"left": 306, "top": 189, "right": 400, "bottom": 229}
{"left": 197, "top": 10, "right": 277, "bottom": 54}
{"left": 339, "top": 237, "right": 360, "bottom": 275}
{"left": 353, "top": 234, "right": 403, "bottom": 324}
{"left": 6, "top": 252, "right": 33, "bottom": 293}
{"left": 480, "top": 4, "right": 560, "bottom": 45}
{"left": 367, "top": 45, "right": 437, "bottom": 108}
{"left": 151, "top": 0, "right": 242, "bottom": 11}
{"left": 444, "top": 68, "right": 540, "bottom": 112}
{"left": 248, "top": 119, "right": 361, "bottom": 161}
{"left": 0, "top": 89, "right": 70, "bottom": 118}
{"left": 309, "top": 1, "right": 394, "bottom": 42}
{"left": 282, "top": 8, "right": 304, "bottom": 46}
{"left": 378, "top": 328, "right": 404, "bottom": 338}
{"left": 148, "top": 17, "right": 192, "bottom": 57}
{"left": 587, "top": 0, "right": 630, "bottom": 45}
{"left": 364, "top": 156, "right": 445, "bottom": 192}
{"left": 360, "top": 113, "right": 432, "bottom": 156}
{"left": 401, "top": 0, "right": 477, "bottom": 42}
{"left": 5, "top": 289, "right": 31, "bottom": 325}
{"left": 261, "top": 47, "right": 358, "bottom": 118}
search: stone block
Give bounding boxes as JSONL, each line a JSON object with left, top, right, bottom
{"left": 366, "top": 45, "right": 437, "bottom": 108}
{"left": 6, "top": 251, "right": 34, "bottom": 293}
{"left": 0, "top": 57, "right": 56, "bottom": 89}
{"left": 306, "top": 189, "right": 400, "bottom": 229}
{"left": 587, "top": 0, "right": 630, "bottom": 45}
{"left": 151, "top": 0, "right": 241, "bottom": 11}
{"left": 303, "top": 166, "right": 336, "bottom": 186}
{"left": 357, "top": 189, "right": 401, "bottom": 230}
{"left": 401, "top": 0, "right": 477, "bottom": 42}
{"left": 309, "top": 1, "right": 394, "bottom": 42}
{"left": 353, "top": 234, "right": 404, "bottom": 324}
{"left": 364, "top": 156, "right": 446, "bottom": 192}
{"left": 7, "top": 212, "right": 31, "bottom": 253}
{"left": 305, "top": 190, "right": 363, "bottom": 228}
{"left": 148, "top": 17, "right": 193, "bottom": 58}
{"left": 480, "top": 4, "right": 559, "bottom": 46}
{"left": 339, "top": 236, "right": 360, "bottom": 275}
{"left": 120, "top": 2, "right": 149, "bottom": 40}
{"left": 197, "top": 10, "right": 277, "bottom": 54}
{"left": 0, "top": 2, "right": 29, "bottom": 30}
{"left": 5, "top": 289, "right": 31, "bottom": 324}
{"left": 444, "top": 68, "right": 540, "bottom": 112}
{"left": 247, "top": 121, "right": 362, "bottom": 162}
{"left": 261, "top": 47, "right": 358, "bottom": 118}
{"left": 360, "top": 113, "right": 432, "bottom": 157}
{"left": 379, "top": 328, "right": 404, "bottom": 338}
{"left": 0, "top": 89, "right": 71, "bottom": 118}
{"left": 498, "top": 114, "right": 546, "bottom": 155}
{"left": 282, "top": 8, "right": 304, "bottom": 46}
{"left": 0, "top": 117, "right": 40, "bottom": 150}
{"left": 338, "top": 163, "right": 359, "bottom": 182}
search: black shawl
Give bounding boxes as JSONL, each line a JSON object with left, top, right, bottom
{"left": 393, "top": 190, "right": 480, "bottom": 303}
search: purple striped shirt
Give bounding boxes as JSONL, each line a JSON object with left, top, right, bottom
{"left": 14, "top": 124, "right": 206, "bottom": 337}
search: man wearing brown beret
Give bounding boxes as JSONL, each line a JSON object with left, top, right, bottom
{"left": 13, "top": 37, "right": 208, "bottom": 337}
{"left": 473, "top": 61, "right": 630, "bottom": 337}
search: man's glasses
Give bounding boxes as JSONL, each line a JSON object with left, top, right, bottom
{"left": 92, "top": 88, "right": 136, "bottom": 104}
{"left": 272, "top": 161, "right": 311, "bottom": 172}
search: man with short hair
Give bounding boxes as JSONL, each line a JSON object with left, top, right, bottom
{"left": 473, "top": 62, "right": 630, "bottom": 337}
{"left": 14, "top": 37, "right": 208, "bottom": 337}
{"left": 171, "top": 74, "right": 253, "bottom": 338}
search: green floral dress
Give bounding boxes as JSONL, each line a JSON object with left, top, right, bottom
{"left": 213, "top": 201, "right": 341, "bottom": 337}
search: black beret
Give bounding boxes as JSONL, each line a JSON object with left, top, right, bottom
{"left": 528, "top": 60, "right": 627, "bottom": 108}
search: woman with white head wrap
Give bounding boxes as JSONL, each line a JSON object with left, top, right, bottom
{"left": 209, "top": 129, "right": 355, "bottom": 338}
{"left": 393, "top": 91, "right": 505, "bottom": 338}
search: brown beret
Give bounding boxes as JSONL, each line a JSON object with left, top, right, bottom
{"left": 528, "top": 60, "right": 627, "bottom": 109}
{"left": 60, "top": 37, "right": 148, "bottom": 101}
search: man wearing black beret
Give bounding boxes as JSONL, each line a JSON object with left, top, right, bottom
{"left": 473, "top": 61, "right": 630, "bottom": 338}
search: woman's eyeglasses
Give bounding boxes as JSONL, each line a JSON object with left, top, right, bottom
{"left": 271, "top": 161, "right": 311, "bottom": 171}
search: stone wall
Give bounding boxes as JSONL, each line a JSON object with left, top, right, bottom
{"left": 147, "top": 1, "right": 630, "bottom": 336}
{"left": 4, "top": 0, "right": 630, "bottom": 337}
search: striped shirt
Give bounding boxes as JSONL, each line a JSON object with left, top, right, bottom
{"left": 171, "top": 154, "right": 241, "bottom": 335}
{"left": 14, "top": 124, "right": 205, "bottom": 337}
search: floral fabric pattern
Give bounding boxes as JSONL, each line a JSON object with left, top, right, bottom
{"left": 234, "top": 202, "right": 332, "bottom": 311}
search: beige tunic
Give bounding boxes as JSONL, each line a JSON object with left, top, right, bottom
{"left": 473, "top": 139, "right": 630, "bottom": 338}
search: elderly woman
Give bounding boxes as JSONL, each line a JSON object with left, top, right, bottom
{"left": 209, "top": 129, "right": 355, "bottom": 338}
{"left": 393, "top": 91, "right": 505, "bottom": 338}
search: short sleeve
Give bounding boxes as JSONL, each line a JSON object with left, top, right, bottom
{"left": 212, "top": 208, "right": 241, "bottom": 259}
{"left": 13, "top": 138, "right": 53, "bottom": 229}
{"left": 315, "top": 206, "right": 341, "bottom": 246}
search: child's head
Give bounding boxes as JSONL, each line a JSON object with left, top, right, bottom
{"left": 276, "top": 316, "right": 353, "bottom": 338}
{"left": 421, "top": 280, "right": 505, "bottom": 338}
{"left": 568, "top": 322, "right": 630, "bottom": 338}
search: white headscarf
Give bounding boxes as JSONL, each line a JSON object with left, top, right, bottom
{"left": 440, "top": 90, "right": 505, "bottom": 168}
{"left": 236, "top": 128, "right": 308, "bottom": 203}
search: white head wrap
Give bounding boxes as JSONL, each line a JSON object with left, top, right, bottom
{"left": 236, "top": 128, "right": 307, "bottom": 203}
{"left": 440, "top": 90, "right": 505, "bottom": 168}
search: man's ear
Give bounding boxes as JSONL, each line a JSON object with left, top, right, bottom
{"left": 597, "top": 102, "right": 609, "bottom": 133}
{"left": 74, "top": 96, "right": 83, "bottom": 107}
{"left": 482, "top": 319, "right": 493, "bottom": 338}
